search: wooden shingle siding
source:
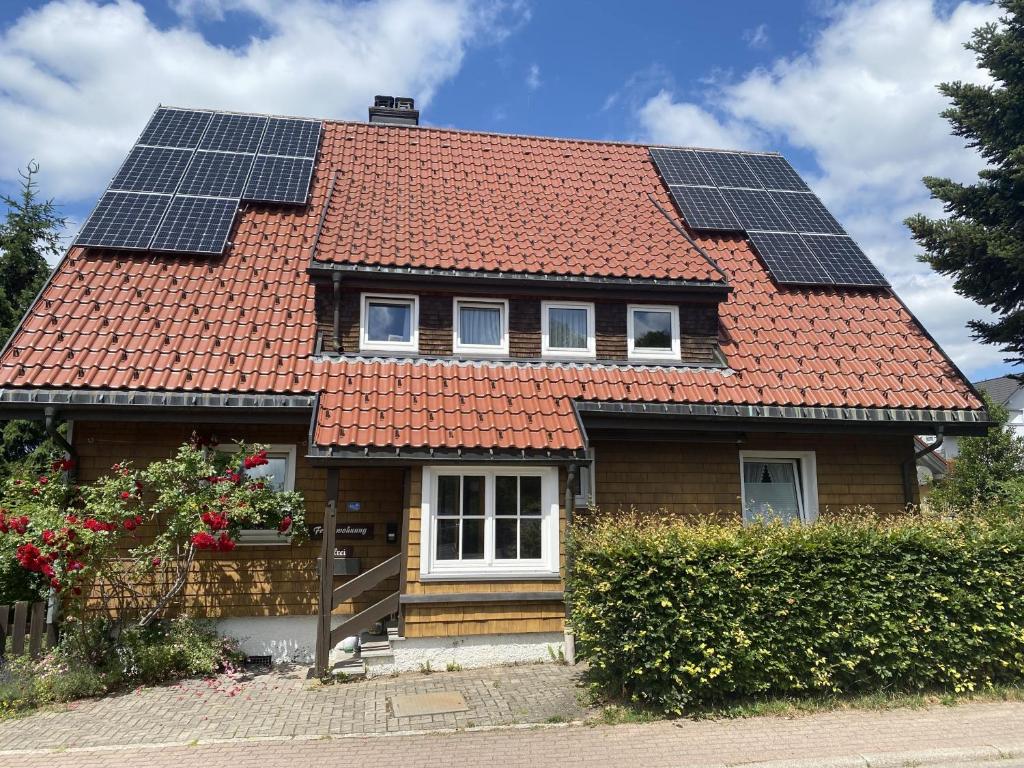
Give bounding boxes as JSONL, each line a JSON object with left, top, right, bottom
{"left": 321, "top": 285, "right": 720, "bottom": 363}
{"left": 591, "top": 433, "right": 916, "bottom": 519}
{"left": 74, "top": 422, "right": 403, "bottom": 619}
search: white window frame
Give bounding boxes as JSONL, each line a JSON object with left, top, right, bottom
{"left": 419, "top": 466, "right": 560, "bottom": 580}
{"left": 541, "top": 301, "right": 596, "bottom": 359}
{"left": 218, "top": 443, "right": 297, "bottom": 545}
{"left": 738, "top": 450, "right": 818, "bottom": 525}
{"left": 627, "top": 304, "right": 681, "bottom": 361}
{"left": 359, "top": 293, "right": 419, "bottom": 354}
{"left": 452, "top": 298, "right": 509, "bottom": 356}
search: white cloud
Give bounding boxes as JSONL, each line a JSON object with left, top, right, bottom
{"left": 633, "top": 0, "right": 1007, "bottom": 377}
{"left": 743, "top": 23, "right": 769, "bottom": 49}
{"left": 0, "top": 0, "right": 525, "bottom": 202}
{"left": 526, "top": 62, "right": 541, "bottom": 90}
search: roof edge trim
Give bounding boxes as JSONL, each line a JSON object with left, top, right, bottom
{"left": 0, "top": 388, "right": 316, "bottom": 417}
{"left": 306, "top": 446, "right": 590, "bottom": 464}
{"left": 308, "top": 260, "right": 732, "bottom": 293}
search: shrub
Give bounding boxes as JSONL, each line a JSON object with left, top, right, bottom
{"left": 570, "top": 509, "right": 1024, "bottom": 714}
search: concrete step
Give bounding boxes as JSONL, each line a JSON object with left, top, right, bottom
{"left": 330, "top": 655, "right": 366, "bottom": 678}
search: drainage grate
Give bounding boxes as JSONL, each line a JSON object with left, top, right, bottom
{"left": 245, "top": 654, "right": 272, "bottom": 667}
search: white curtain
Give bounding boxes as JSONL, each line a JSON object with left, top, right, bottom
{"left": 743, "top": 460, "right": 801, "bottom": 523}
{"left": 460, "top": 306, "right": 501, "bottom": 345}
{"left": 550, "top": 307, "right": 588, "bottom": 348}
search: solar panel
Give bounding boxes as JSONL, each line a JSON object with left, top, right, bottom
{"left": 693, "top": 151, "right": 762, "bottom": 189}
{"left": 199, "top": 113, "right": 268, "bottom": 153}
{"left": 110, "top": 146, "right": 193, "bottom": 194}
{"left": 747, "top": 231, "right": 833, "bottom": 285}
{"left": 719, "top": 188, "right": 791, "bottom": 232}
{"left": 769, "top": 191, "right": 844, "bottom": 235}
{"left": 178, "top": 151, "right": 256, "bottom": 197}
{"left": 150, "top": 196, "right": 238, "bottom": 254}
{"left": 648, "top": 148, "right": 715, "bottom": 186}
{"left": 243, "top": 156, "right": 315, "bottom": 204}
{"left": 801, "top": 234, "right": 888, "bottom": 287}
{"left": 138, "top": 108, "right": 211, "bottom": 149}
{"left": 260, "top": 118, "right": 322, "bottom": 158}
{"left": 742, "top": 154, "right": 809, "bottom": 192}
{"left": 75, "top": 192, "right": 171, "bottom": 250}
{"left": 668, "top": 186, "right": 742, "bottom": 231}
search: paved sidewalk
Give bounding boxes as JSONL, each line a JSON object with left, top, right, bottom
{"left": 5, "top": 701, "right": 1024, "bottom": 768}
{"left": 0, "top": 663, "right": 589, "bottom": 751}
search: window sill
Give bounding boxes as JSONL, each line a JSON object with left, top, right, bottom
{"left": 419, "top": 570, "right": 562, "bottom": 582}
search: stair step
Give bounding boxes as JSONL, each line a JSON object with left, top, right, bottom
{"left": 330, "top": 657, "right": 366, "bottom": 678}
{"left": 360, "top": 635, "right": 394, "bottom": 659}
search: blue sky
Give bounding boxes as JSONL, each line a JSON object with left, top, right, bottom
{"left": 0, "top": 0, "right": 1010, "bottom": 380}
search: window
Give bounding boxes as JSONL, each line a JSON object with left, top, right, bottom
{"left": 453, "top": 298, "right": 509, "bottom": 355}
{"left": 572, "top": 451, "right": 596, "bottom": 508}
{"left": 420, "top": 467, "right": 560, "bottom": 579}
{"left": 360, "top": 293, "right": 418, "bottom": 353}
{"left": 542, "top": 301, "right": 596, "bottom": 359}
{"left": 739, "top": 450, "right": 818, "bottom": 525}
{"left": 627, "top": 304, "right": 681, "bottom": 361}
{"left": 218, "top": 444, "right": 297, "bottom": 545}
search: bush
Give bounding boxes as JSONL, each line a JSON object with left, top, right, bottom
{"left": 570, "top": 509, "right": 1024, "bottom": 714}
{"left": 0, "top": 616, "right": 243, "bottom": 715}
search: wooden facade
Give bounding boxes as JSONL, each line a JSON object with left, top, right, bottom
{"left": 73, "top": 420, "right": 916, "bottom": 635}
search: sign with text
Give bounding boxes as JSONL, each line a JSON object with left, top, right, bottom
{"left": 308, "top": 522, "right": 374, "bottom": 540}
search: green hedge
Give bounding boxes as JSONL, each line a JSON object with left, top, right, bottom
{"left": 569, "top": 511, "right": 1024, "bottom": 713}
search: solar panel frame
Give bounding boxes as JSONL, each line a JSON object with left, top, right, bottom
{"left": 668, "top": 186, "right": 743, "bottom": 231}
{"left": 199, "top": 113, "right": 268, "bottom": 153}
{"left": 801, "top": 234, "right": 889, "bottom": 287}
{"left": 747, "top": 230, "right": 833, "bottom": 285}
{"left": 769, "top": 191, "right": 844, "bottom": 235}
{"left": 649, "top": 148, "right": 716, "bottom": 186}
{"left": 138, "top": 108, "right": 212, "bottom": 149}
{"left": 150, "top": 195, "right": 239, "bottom": 255}
{"left": 109, "top": 146, "right": 194, "bottom": 194}
{"left": 742, "top": 153, "right": 809, "bottom": 192}
{"left": 178, "top": 150, "right": 256, "bottom": 198}
{"left": 259, "top": 118, "right": 322, "bottom": 158}
{"left": 693, "top": 151, "right": 763, "bottom": 189}
{"left": 75, "top": 191, "right": 172, "bottom": 250}
{"left": 242, "top": 156, "right": 315, "bottom": 204}
{"left": 719, "top": 188, "right": 792, "bottom": 232}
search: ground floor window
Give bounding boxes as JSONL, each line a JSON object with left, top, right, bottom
{"left": 739, "top": 450, "right": 818, "bottom": 524}
{"left": 218, "top": 443, "right": 297, "bottom": 544}
{"left": 420, "top": 466, "right": 560, "bottom": 579}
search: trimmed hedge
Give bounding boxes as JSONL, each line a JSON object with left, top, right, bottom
{"left": 569, "top": 511, "right": 1024, "bottom": 713}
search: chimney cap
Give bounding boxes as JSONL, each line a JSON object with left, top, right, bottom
{"left": 369, "top": 95, "right": 419, "bottom": 126}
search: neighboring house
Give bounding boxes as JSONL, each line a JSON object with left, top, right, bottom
{"left": 943, "top": 375, "right": 1023, "bottom": 459}
{"left": 0, "top": 99, "right": 988, "bottom": 674}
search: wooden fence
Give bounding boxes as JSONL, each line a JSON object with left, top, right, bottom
{"left": 0, "top": 601, "right": 51, "bottom": 658}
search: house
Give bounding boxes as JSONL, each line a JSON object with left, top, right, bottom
{"left": 0, "top": 98, "right": 988, "bottom": 674}
{"left": 943, "top": 375, "right": 1022, "bottom": 459}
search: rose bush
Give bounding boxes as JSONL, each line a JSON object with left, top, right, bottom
{"left": 0, "top": 437, "right": 306, "bottom": 626}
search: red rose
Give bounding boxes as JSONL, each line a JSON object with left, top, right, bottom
{"left": 151, "top": 557, "right": 161, "bottom": 568}
{"left": 66, "top": 514, "right": 78, "bottom": 524}
{"left": 38, "top": 476, "right": 48, "bottom": 485}
{"left": 67, "top": 560, "right": 84, "bottom": 572}
{"left": 277, "top": 516, "right": 292, "bottom": 534}
{"left": 123, "top": 518, "right": 136, "bottom": 531}
{"left": 41, "top": 563, "right": 54, "bottom": 578}
{"left": 120, "top": 491, "right": 131, "bottom": 501}
{"left": 72, "top": 586, "right": 82, "bottom": 596}
{"left": 216, "top": 532, "right": 236, "bottom": 552}
{"left": 191, "top": 531, "right": 217, "bottom": 550}
{"left": 42, "top": 530, "right": 55, "bottom": 544}
{"left": 135, "top": 515, "right": 143, "bottom": 525}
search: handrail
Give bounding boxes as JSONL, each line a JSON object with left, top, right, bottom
{"left": 331, "top": 553, "right": 401, "bottom": 605}
{"left": 329, "top": 592, "right": 400, "bottom": 646}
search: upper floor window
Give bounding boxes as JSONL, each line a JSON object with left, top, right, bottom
{"left": 360, "top": 293, "right": 418, "bottom": 353}
{"left": 627, "top": 304, "right": 680, "bottom": 361}
{"left": 453, "top": 298, "right": 509, "bottom": 356}
{"left": 542, "top": 301, "right": 595, "bottom": 359}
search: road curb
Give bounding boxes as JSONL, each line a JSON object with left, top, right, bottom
{"left": 734, "top": 743, "right": 1024, "bottom": 768}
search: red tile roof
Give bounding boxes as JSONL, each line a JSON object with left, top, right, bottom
{"left": 0, "top": 117, "right": 984, "bottom": 452}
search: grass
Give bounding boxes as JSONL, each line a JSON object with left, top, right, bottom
{"left": 584, "top": 683, "right": 1024, "bottom": 725}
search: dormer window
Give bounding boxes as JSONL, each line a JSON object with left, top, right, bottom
{"left": 360, "top": 293, "right": 419, "bottom": 353}
{"left": 453, "top": 298, "right": 508, "bottom": 356}
{"left": 542, "top": 301, "right": 595, "bottom": 359}
{"left": 627, "top": 304, "right": 681, "bottom": 361}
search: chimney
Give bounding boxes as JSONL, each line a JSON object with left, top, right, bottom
{"left": 368, "top": 95, "right": 419, "bottom": 126}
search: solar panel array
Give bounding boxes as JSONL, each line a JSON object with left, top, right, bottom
{"left": 649, "top": 147, "right": 887, "bottom": 288}
{"left": 75, "top": 106, "right": 323, "bottom": 254}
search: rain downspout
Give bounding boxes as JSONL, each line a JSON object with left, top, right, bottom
{"left": 43, "top": 406, "right": 78, "bottom": 644}
{"left": 332, "top": 272, "right": 342, "bottom": 352}
{"left": 903, "top": 430, "right": 943, "bottom": 506}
